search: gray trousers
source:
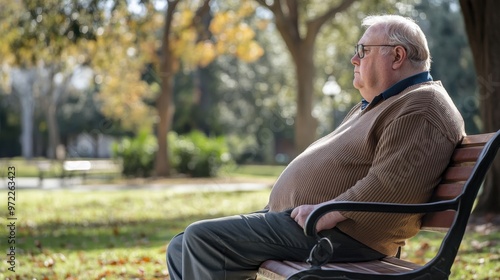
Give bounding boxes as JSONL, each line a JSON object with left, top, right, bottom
{"left": 166, "top": 209, "right": 385, "bottom": 280}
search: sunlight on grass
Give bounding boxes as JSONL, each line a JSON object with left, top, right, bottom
{"left": 1, "top": 188, "right": 498, "bottom": 279}
{"left": 0, "top": 189, "right": 270, "bottom": 279}
{"left": 226, "top": 164, "right": 286, "bottom": 178}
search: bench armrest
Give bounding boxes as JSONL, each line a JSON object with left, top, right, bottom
{"left": 304, "top": 199, "right": 458, "bottom": 237}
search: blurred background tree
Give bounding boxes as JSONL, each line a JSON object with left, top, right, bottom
{"left": 460, "top": 0, "right": 500, "bottom": 214}
{"left": 0, "top": 0, "right": 488, "bottom": 183}
{"left": 152, "top": 0, "right": 264, "bottom": 176}
{"left": 0, "top": 0, "right": 108, "bottom": 159}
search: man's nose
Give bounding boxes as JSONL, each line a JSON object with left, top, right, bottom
{"left": 351, "top": 54, "right": 359, "bottom": 66}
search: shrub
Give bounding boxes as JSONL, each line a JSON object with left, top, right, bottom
{"left": 112, "top": 130, "right": 157, "bottom": 177}
{"left": 169, "top": 130, "right": 232, "bottom": 177}
{"left": 113, "top": 130, "right": 233, "bottom": 178}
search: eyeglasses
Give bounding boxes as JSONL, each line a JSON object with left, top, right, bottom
{"left": 354, "top": 44, "right": 398, "bottom": 59}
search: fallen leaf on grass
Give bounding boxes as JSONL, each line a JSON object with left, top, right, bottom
{"left": 78, "top": 251, "right": 87, "bottom": 264}
{"left": 65, "top": 272, "right": 78, "bottom": 280}
{"left": 154, "top": 269, "right": 169, "bottom": 277}
{"left": 99, "top": 257, "right": 128, "bottom": 266}
{"left": 44, "top": 257, "right": 55, "bottom": 268}
{"left": 138, "top": 256, "right": 151, "bottom": 263}
{"left": 35, "top": 239, "right": 43, "bottom": 251}
{"left": 415, "top": 242, "right": 430, "bottom": 257}
{"left": 472, "top": 223, "right": 496, "bottom": 235}
{"left": 471, "top": 239, "right": 493, "bottom": 251}
{"left": 55, "top": 253, "right": 67, "bottom": 262}
{"left": 113, "top": 226, "right": 120, "bottom": 236}
{"left": 97, "top": 270, "right": 113, "bottom": 279}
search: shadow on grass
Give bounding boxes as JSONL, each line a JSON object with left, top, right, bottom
{"left": 7, "top": 188, "right": 269, "bottom": 257}
{"left": 16, "top": 213, "right": 239, "bottom": 254}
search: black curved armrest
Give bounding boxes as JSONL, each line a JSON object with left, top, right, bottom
{"left": 304, "top": 199, "right": 459, "bottom": 237}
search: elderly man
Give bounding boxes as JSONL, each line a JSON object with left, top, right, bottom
{"left": 166, "top": 14, "right": 465, "bottom": 280}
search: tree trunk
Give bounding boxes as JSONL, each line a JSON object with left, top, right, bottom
{"left": 192, "top": 1, "right": 213, "bottom": 135}
{"left": 293, "top": 44, "right": 318, "bottom": 155}
{"left": 254, "top": 0, "right": 356, "bottom": 155}
{"left": 154, "top": 70, "right": 175, "bottom": 177}
{"left": 154, "top": 0, "right": 180, "bottom": 177}
{"left": 460, "top": 0, "right": 500, "bottom": 214}
{"left": 45, "top": 100, "right": 60, "bottom": 159}
{"left": 40, "top": 66, "right": 63, "bottom": 160}
{"left": 11, "top": 68, "right": 35, "bottom": 159}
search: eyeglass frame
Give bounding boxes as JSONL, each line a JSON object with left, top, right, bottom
{"left": 354, "top": 44, "right": 399, "bottom": 59}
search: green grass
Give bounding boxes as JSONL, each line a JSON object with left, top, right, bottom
{"left": 1, "top": 189, "right": 499, "bottom": 279}
{"left": 226, "top": 164, "right": 286, "bottom": 178}
{"left": 0, "top": 159, "right": 284, "bottom": 179}
{"left": 0, "top": 189, "right": 269, "bottom": 279}
{"left": 0, "top": 158, "right": 54, "bottom": 177}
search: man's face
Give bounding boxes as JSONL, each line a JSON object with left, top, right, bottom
{"left": 351, "top": 25, "right": 395, "bottom": 102}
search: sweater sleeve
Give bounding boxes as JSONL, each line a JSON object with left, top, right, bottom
{"left": 334, "top": 113, "right": 458, "bottom": 219}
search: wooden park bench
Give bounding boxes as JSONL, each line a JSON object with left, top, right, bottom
{"left": 36, "top": 160, "right": 53, "bottom": 184}
{"left": 61, "top": 159, "right": 121, "bottom": 184}
{"left": 257, "top": 130, "right": 500, "bottom": 280}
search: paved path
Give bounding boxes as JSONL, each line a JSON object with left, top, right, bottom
{"left": 0, "top": 177, "right": 272, "bottom": 193}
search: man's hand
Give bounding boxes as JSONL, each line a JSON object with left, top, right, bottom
{"left": 291, "top": 204, "right": 346, "bottom": 232}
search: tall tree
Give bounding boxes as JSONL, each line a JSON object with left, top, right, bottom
{"left": 8, "top": 68, "right": 36, "bottom": 158}
{"left": 460, "top": 0, "right": 500, "bottom": 214}
{"left": 155, "top": 0, "right": 181, "bottom": 177}
{"left": 0, "top": 0, "right": 106, "bottom": 159}
{"left": 154, "top": 0, "right": 264, "bottom": 176}
{"left": 90, "top": 2, "right": 159, "bottom": 131}
{"left": 253, "top": 0, "right": 358, "bottom": 154}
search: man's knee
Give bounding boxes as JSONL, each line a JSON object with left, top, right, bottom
{"left": 182, "top": 219, "right": 230, "bottom": 252}
{"left": 167, "top": 232, "right": 183, "bottom": 259}
{"left": 184, "top": 220, "right": 213, "bottom": 242}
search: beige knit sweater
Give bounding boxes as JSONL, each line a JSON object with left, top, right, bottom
{"left": 267, "top": 81, "right": 465, "bottom": 256}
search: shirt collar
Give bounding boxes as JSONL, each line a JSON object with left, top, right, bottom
{"left": 361, "top": 71, "right": 433, "bottom": 110}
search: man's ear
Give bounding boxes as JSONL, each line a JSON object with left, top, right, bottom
{"left": 392, "top": 46, "right": 406, "bottom": 69}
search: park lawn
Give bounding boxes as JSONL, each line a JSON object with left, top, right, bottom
{"left": 1, "top": 188, "right": 499, "bottom": 279}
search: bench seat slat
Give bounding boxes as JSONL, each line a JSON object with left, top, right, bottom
{"left": 257, "top": 257, "right": 423, "bottom": 280}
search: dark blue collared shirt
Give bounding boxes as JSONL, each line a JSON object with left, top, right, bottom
{"left": 361, "top": 71, "right": 433, "bottom": 110}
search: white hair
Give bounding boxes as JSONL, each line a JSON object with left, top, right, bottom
{"left": 362, "top": 15, "right": 431, "bottom": 71}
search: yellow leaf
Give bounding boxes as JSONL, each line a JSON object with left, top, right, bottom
{"left": 235, "top": 23, "right": 255, "bottom": 42}
{"left": 174, "top": 9, "right": 194, "bottom": 30}
{"left": 236, "top": 40, "right": 264, "bottom": 62}
{"left": 195, "top": 41, "right": 216, "bottom": 67}
{"left": 215, "top": 40, "right": 227, "bottom": 55}
{"left": 237, "top": 1, "right": 256, "bottom": 18}
{"left": 210, "top": 13, "right": 228, "bottom": 35}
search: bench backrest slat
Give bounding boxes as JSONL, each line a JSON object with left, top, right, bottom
{"left": 450, "top": 146, "right": 484, "bottom": 162}
{"left": 431, "top": 183, "right": 463, "bottom": 200}
{"left": 441, "top": 166, "right": 474, "bottom": 182}
{"left": 421, "top": 133, "right": 495, "bottom": 231}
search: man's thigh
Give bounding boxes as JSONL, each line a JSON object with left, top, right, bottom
{"left": 184, "top": 209, "right": 318, "bottom": 265}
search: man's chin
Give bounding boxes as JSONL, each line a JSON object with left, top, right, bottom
{"left": 352, "top": 80, "right": 361, "bottom": 90}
